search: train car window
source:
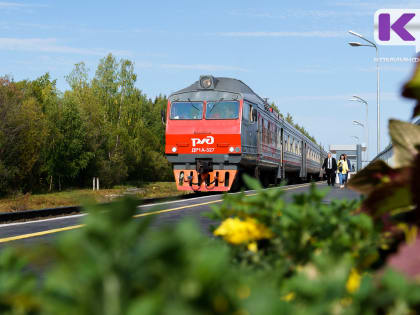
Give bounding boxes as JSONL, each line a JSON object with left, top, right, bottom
{"left": 206, "top": 101, "right": 239, "bottom": 119}
{"left": 251, "top": 108, "right": 257, "bottom": 122}
{"left": 243, "top": 103, "right": 250, "bottom": 121}
{"left": 274, "top": 127, "right": 278, "bottom": 148}
{"left": 170, "top": 102, "right": 203, "bottom": 120}
{"left": 266, "top": 122, "right": 270, "bottom": 144}
{"left": 261, "top": 118, "right": 265, "bottom": 143}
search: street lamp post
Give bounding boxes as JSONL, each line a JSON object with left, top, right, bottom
{"left": 353, "top": 120, "right": 366, "bottom": 163}
{"left": 348, "top": 30, "right": 380, "bottom": 155}
{"left": 349, "top": 96, "right": 369, "bottom": 162}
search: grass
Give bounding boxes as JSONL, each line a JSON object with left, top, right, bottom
{"left": 0, "top": 182, "right": 189, "bottom": 213}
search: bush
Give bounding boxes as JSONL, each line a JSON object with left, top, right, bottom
{"left": 0, "top": 185, "right": 419, "bottom": 314}
{"left": 209, "top": 177, "right": 381, "bottom": 275}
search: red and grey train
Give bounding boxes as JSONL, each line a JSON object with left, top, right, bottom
{"left": 164, "top": 75, "right": 326, "bottom": 192}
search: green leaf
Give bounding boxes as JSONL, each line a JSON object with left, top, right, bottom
{"left": 348, "top": 160, "right": 393, "bottom": 194}
{"left": 363, "top": 182, "right": 413, "bottom": 218}
{"left": 402, "top": 60, "right": 420, "bottom": 118}
{"left": 389, "top": 120, "right": 420, "bottom": 168}
{"left": 413, "top": 153, "right": 420, "bottom": 213}
{"left": 355, "top": 166, "right": 414, "bottom": 218}
{"left": 242, "top": 174, "right": 262, "bottom": 191}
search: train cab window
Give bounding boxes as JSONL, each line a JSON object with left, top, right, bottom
{"left": 206, "top": 101, "right": 239, "bottom": 119}
{"left": 170, "top": 102, "right": 203, "bottom": 120}
{"left": 243, "top": 102, "right": 257, "bottom": 122}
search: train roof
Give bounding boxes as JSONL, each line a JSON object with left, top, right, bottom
{"left": 170, "top": 76, "right": 265, "bottom": 105}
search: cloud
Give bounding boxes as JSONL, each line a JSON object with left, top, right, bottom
{"left": 0, "top": 2, "right": 46, "bottom": 8}
{"left": 357, "top": 65, "right": 412, "bottom": 73}
{"left": 229, "top": 9, "right": 369, "bottom": 19}
{"left": 274, "top": 92, "right": 400, "bottom": 103}
{"left": 332, "top": 0, "right": 420, "bottom": 8}
{"left": 159, "top": 64, "right": 248, "bottom": 72}
{"left": 0, "top": 37, "right": 131, "bottom": 56}
{"left": 218, "top": 31, "right": 344, "bottom": 38}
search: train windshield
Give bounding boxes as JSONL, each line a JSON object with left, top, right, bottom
{"left": 170, "top": 102, "right": 203, "bottom": 120}
{"left": 205, "top": 101, "right": 239, "bottom": 119}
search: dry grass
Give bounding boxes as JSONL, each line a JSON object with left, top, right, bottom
{"left": 0, "top": 182, "right": 188, "bottom": 213}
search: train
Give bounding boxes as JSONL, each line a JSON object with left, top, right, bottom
{"left": 164, "top": 75, "right": 327, "bottom": 192}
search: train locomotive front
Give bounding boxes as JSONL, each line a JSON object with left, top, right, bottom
{"left": 165, "top": 76, "right": 244, "bottom": 192}
{"left": 165, "top": 75, "right": 326, "bottom": 192}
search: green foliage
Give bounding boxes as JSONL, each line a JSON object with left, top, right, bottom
{"left": 402, "top": 59, "right": 420, "bottom": 117}
{"left": 209, "top": 176, "right": 381, "bottom": 274}
{"left": 0, "top": 54, "right": 172, "bottom": 195}
{"left": 0, "top": 188, "right": 419, "bottom": 314}
{"left": 0, "top": 198, "right": 294, "bottom": 315}
{"left": 348, "top": 59, "right": 420, "bottom": 281}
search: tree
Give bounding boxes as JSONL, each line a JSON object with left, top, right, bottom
{"left": 45, "top": 99, "right": 93, "bottom": 191}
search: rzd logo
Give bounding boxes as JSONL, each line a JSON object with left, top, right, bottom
{"left": 191, "top": 136, "right": 214, "bottom": 147}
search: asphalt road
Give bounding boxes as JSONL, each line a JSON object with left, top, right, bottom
{"left": 0, "top": 182, "right": 360, "bottom": 246}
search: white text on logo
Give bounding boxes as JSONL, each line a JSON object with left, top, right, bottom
{"left": 191, "top": 136, "right": 214, "bottom": 147}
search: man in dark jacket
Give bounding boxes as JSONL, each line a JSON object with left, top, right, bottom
{"left": 322, "top": 153, "right": 337, "bottom": 186}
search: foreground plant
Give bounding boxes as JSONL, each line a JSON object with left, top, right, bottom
{"left": 0, "top": 198, "right": 294, "bottom": 315}
{"left": 209, "top": 176, "right": 381, "bottom": 275}
{"left": 349, "top": 58, "right": 420, "bottom": 280}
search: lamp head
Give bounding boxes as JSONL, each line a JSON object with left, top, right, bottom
{"left": 349, "top": 30, "right": 364, "bottom": 38}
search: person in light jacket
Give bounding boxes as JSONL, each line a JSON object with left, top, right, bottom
{"left": 337, "top": 154, "right": 349, "bottom": 189}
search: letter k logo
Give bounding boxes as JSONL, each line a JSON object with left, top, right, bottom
{"left": 379, "top": 13, "right": 416, "bottom": 41}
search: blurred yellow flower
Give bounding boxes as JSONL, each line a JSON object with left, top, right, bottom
{"left": 346, "top": 269, "right": 361, "bottom": 294}
{"left": 282, "top": 292, "right": 295, "bottom": 301}
{"left": 247, "top": 242, "right": 258, "bottom": 252}
{"left": 214, "top": 217, "right": 273, "bottom": 245}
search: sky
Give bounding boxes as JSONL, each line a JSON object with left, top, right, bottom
{"left": 1, "top": 0, "right": 420, "bottom": 161}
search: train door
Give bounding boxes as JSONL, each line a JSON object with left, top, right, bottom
{"left": 242, "top": 101, "right": 258, "bottom": 156}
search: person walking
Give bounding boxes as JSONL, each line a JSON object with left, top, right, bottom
{"left": 322, "top": 152, "right": 337, "bottom": 187}
{"left": 344, "top": 154, "right": 352, "bottom": 172}
{"left": 344, "top": 154, "right": 352, "bottom": 183}
{"left": 337, "top": 154, "right": 349, "bottom": 189}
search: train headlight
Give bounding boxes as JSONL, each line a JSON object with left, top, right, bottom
{"left": 229, "top": 147, "right": 235, "bottom": 153}
{"left": 235, "top": 147, "right": 240, "bottom": 152}
{"left": 171, "top": 146, "right": 177, "bottom": 153}
{"left": 199, "top": 75, "right": 214, "bottom": 89}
